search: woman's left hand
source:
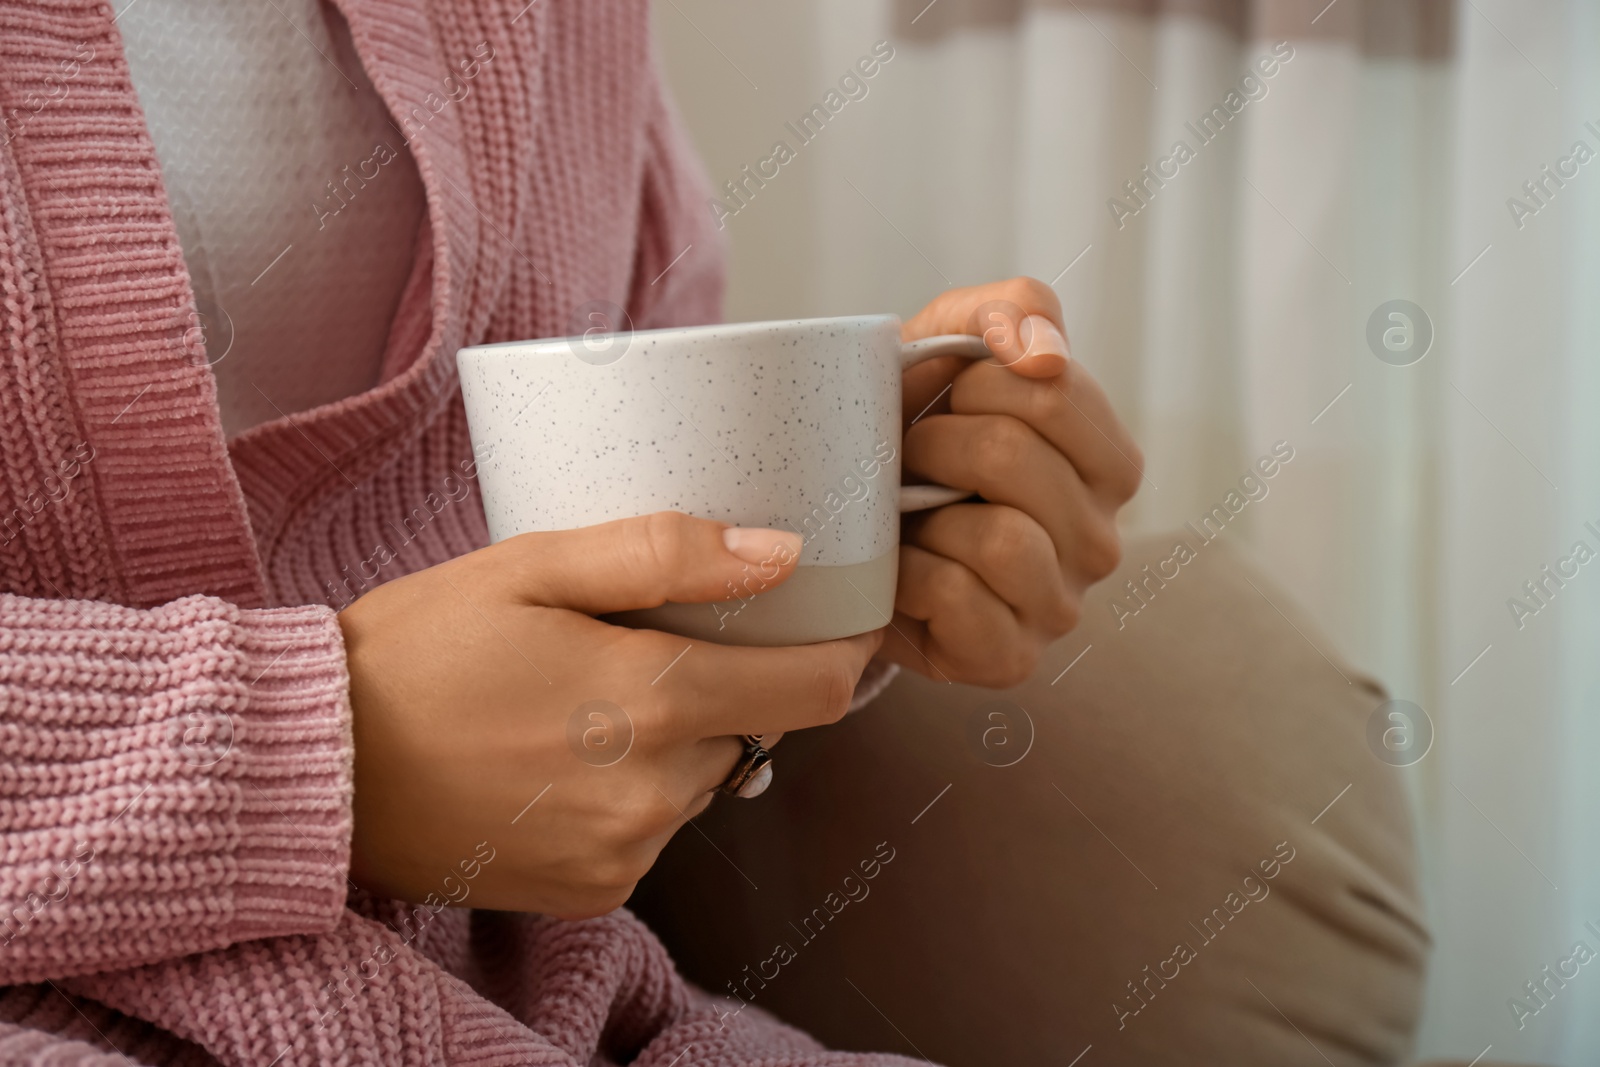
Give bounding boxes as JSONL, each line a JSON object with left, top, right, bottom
{"left": 884, "top": 277, "right": 1144, "bottom": 688}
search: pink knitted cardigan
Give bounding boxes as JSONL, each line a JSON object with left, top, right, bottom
{"left": 0, "top": 1, "right": 909, "bottom": 1063}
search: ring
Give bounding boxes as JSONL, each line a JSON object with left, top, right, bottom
{"left": 719, "top": 734, "right": 774, "bottom": 799}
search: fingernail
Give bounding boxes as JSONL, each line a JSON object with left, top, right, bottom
{"left": 1023, "top": 314, "right": 1070, "bottom": 360}
{"left": 722, "top": 526, "right": 803, "bottom": 565}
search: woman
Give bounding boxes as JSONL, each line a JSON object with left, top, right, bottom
{"left": 0, "top": 0, "right": 1136, "bottom": 1062}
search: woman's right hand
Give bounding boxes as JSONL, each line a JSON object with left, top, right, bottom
{"left": 339, "top": 511, "right": 881, "bottom": 919}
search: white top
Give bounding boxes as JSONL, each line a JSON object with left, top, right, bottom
{"left": 119, "top": 0, "right": 426, "bottom": 437}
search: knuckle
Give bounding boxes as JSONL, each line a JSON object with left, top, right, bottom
{"left": 615, "top": 512, "right": 677, "bottom": 589}
{"left": 808, "top": 655, "right": 857, "bottom": 725}
{"left": 978, "top": 508, "right": 1040, "bottom": 575}
{"left": 926, "top": 557, "right": 976, "bottom": 615}
{"left": 626, "top": 685, "right": 675, "bottom": 742}
{"left": 971, "top": 418, "right": 1028, "bottom": 480}
{"left": 1025, "top": 377, "right": 1068, "bottom": 425}
{"left": 613, "top": 625, "right": 667, "bottom": 668}
{"left": 586, "top": 856, "right": 640, "bottom": 896}
{"left": 1080, "top": 523, "right": 1123, "bottom": 579}
{"left": 992, "top": 628, "right": 1044, "bottom": 687}
{"left": 637, "top": 510, "right": 690, "bottom": 567}
{"left": 1001, "top": 276, "right": 1062, "bottom": 319}
{"left": 1000, "top": 644, "right": 1039, "bottom": 687}
{"left": 969, "top": 637, "right": 1035, "bottom": 690}
{"left": 638, "top": 791, "right": 684, "bottom": 838}
{"left": 1047, "top": 593, "right": 1082, "bottom": 637}
{"left": 1118, "top": 443, "right": 1147, "bottom": 499}
{"left": 606, "top": 786, "right": 678, "bottom": 845}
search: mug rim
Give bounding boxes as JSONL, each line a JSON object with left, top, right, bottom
{"left": 456, "top": 313, "right": 901, "bottom": 360}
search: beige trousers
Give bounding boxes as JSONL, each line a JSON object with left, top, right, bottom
{"left": 631, "top": 534, "right": 1431, "bottom": 1066}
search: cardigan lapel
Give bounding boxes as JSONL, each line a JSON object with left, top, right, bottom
{"left": 0, "top": 0, "right": 267, "bottom": 608}
{"left": 225, "top": 0, "right": 549, "bottom": 566}
{"left": 0, "top": 0, "right": 561, "bottom": 605}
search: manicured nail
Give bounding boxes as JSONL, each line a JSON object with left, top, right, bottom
{"left": 1023, "top": 314, "right": 1070, "bottom": 360}
{"left": 722, "top": 526, "right": 803, "bottom": 565}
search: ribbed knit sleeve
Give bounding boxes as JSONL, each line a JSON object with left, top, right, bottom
{"left": 0, "top": 593, "right": 354, "bottom": 985}
{"left": 57, "top": 906, "right": 923, "bottom": 1067}
{"left": 0, "top": 1023, "right": 136, "bottom": 1067}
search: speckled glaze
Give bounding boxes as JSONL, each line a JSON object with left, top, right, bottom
{"left": 458, "top": 316, "right": 984, "bottom": 644}
{"left": 460, "top": 315, "right": 908, "bottom": 557}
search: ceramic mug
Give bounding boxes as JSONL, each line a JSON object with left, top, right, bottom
{"left": 456, "top": 314, "right": 991, "bottom": 646}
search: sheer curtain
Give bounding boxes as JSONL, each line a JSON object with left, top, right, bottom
{"left": 657, "top": 1, "right": 1600, "bottom": 1061}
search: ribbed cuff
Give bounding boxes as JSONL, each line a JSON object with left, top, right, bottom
{"left": 228, "top": 605, "right": 355, "bottom": 941}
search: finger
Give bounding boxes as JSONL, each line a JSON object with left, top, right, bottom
{"left": 663, "top": 734, "right": 779, "bottom": 815}
{"left": 634, "top": 760, "right": 734, "bottom": 869}
{"left": 950, "top": 358, "right": 1144, "bottom": 501}
{"left": 872, "top": 612, "right": 937, "bottom": 678}
{"left": 903, "top": 414, "right": 1121, "bottom": 579}
{"left": 902, "top": 356, "right": 964, "bottom": 425}
{"left": 686, "top": 734, "right": 746, "bottom": 796}
{"left": 620, "top": 787, "right": 719, "bottom": 897}
{"left": 656, "top": 628, "right": 885, "bottom": 739}
{"left": 900, "top": 318, "right": 1068, "bottom": 424}
{"left": 870, "top": 611, "right": 993, "bottom": 686}
{"left": 906, "top": 503, "right": 1076, "bottom": 634}
{"left": 893, "top": 545, "right": 1032, "bottom": 686}
{"left": 983, "top": 313, "right": 1071, "bottom": 379}
{"left": 902, "top": 277, "right": 1068, "bottom": 379}
{"left": 499, "top": 511, "right": 803, "bottom": 615}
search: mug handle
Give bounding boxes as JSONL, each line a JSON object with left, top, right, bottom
{"left": 899, "top": 334, "right": 994, "bottom": 512}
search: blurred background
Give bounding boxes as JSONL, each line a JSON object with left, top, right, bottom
{"left": 656, "top": 1, "right": 1600, "bottom": 1063}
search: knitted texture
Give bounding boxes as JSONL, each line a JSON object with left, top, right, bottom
{"left": 0, "top": 0, "right": 909, "bottom": 1063}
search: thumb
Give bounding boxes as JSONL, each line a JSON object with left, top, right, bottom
{"left": 986, "top": 314, "right": 1070, "bottom": 379}
{"left": 499, "top": 511, "right": 804, "bottom": 616}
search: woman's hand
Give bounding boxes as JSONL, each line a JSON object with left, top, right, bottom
{"left": 886, "top": 277, "right": 1143, "bottom": 687}
{"left": 339, "top": 512, "right": 880, "bottom": 919}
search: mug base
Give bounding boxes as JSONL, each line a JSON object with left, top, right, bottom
{"left": 607, "top": 553, "right": 897, "bottom": 647}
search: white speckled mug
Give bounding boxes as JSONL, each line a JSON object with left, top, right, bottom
{"left": 456, "top": 315, "right": 989, "bottom": 646}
